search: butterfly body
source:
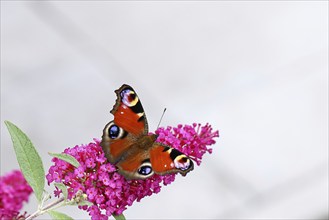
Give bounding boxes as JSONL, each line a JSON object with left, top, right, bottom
{"left": 101, "top": 84, "right": 194, "bottom": 180}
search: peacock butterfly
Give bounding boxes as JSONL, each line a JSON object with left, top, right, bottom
{"left": 100, "top": 84, "right": 194, "bottom": 180}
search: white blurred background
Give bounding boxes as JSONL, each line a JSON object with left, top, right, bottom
{"left": 1, "top": 1, "right": 328, "bottom": 219}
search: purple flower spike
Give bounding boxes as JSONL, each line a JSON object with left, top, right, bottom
{"left": 47, "top": 123, "right": 219, "bottom": 219}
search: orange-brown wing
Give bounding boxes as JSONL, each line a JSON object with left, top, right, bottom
{"left": 111, "top": 84, "right": 148, "bottom": 136}
{"left": 115, "top": 142, "right": 195, "bottom": 180}
{"left": 101, "top": 121, "right": 132, "bottom": 163}
{"left": 115, "top": 148, "right": 154, "bottom": 180}
{"left": 113, "top": 135, "right": 158, "bottom": 179}
{"left": 101, "top": 84, "right": 148, "bottom": 163}
{"left": 150, "top": 143, "right": 194, "bottom": 176}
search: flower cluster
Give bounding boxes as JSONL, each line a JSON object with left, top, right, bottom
{"left": 155, "top": 123, "right": 217, "bottom": 165}
{"left": 46, "top": 123, "right": 219, "bottom": 219}
{"left": 0, "top": 170, "right": 33, "bottom": 219}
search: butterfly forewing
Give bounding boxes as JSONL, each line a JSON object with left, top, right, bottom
{"left": 111, "top": 84, "right": 148, "bottom": 135}
{"left": 150, "top": 143, "right": 194, "bottom": 176}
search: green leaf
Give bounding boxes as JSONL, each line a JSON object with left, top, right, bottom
{"left": 113, "top": 214, "right": 126, "bottom": 220}
{"left": 48, "top": 210, "right": 74, "bottom": 220}
{"left": 48, "top": 152, "right": 80, "bottom": 168}
{"left": 4, "top": 120, "right": 45, "bottom": 203}
{"left": 76, "top": 200, "right": 93, "bottom": 207}
{"left": 54, "top": 182, "right": 68, "bottom": 200}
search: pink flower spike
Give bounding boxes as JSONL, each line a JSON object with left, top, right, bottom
{"left": 0, "top": 170, "right": 33, "bottom": 219}
{"left": 47, "top": 123, "right": 219, "bottom": 219}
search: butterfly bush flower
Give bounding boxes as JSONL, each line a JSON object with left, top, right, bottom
{"left": 0, "top": 170, "right": 33, "bottom": 219}
{"left": 46, "top": 123, "right": 219, "bottom": 219}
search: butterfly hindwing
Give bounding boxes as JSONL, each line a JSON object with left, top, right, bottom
{"left": 115, "top": 137, "right": 156, "bottom": 179}
{"left": 101, "top": 121, "right": 133, "bottom": 163}
{"left": 114, "top": 140, "right": 194, "bottom": 180}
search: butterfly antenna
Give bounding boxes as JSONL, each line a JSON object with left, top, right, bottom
{"left": 157, "top": 108, "right": 167, "bottom": 129}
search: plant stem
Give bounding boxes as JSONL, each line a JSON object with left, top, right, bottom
{"left": 26, "top": 197, "right": 65, "bottom": 220}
